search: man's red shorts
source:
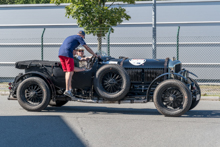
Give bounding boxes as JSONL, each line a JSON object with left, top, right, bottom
{"left": 59, "top": 56, "right": 74, "bottom": 72}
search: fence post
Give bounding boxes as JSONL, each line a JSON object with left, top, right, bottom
{"left": 152, "top": 0, "right": 157, "bottom": 59}
{"left": 107, "top": 27, "right": 111, "bottom": 56}
{"left": 41, "top": 28, "right": 46, "bottom": 60}
{"left": 177, "top": 26, "right": 180, "bottom": 60}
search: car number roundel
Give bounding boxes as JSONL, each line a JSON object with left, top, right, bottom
{"left": 129, "top": 59, "right": 146, "bottom": 66}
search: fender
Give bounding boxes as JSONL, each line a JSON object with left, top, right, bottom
{"left": 145, "top": 73, "right": 187, "bottom": 102}
{"left": 178, "top": 69, "right": 198, "bottom": 78}
{"left": 16, "top": 71, "right": 56, "bottom": 100}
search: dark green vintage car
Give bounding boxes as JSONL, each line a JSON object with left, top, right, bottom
{"left": 8, "top": 56, "right": 200, "bottom": 117}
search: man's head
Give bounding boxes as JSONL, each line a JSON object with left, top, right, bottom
{"left": 77, "top": 30, "right": 85, "bottom": 39}
{"left": 76, "top": 48, "right": 84, "bottom": 57}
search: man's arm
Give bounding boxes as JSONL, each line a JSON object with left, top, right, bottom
{"left": 74, "top": 67, "right": 85, "bottom": 72}
{"left": 83, "top": 45, "right": 98, "bottom": 57}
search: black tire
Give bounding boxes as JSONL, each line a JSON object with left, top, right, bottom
{"left": 188, "top": 77, "right": 201, "bottom": 110}
{"left": 49, "top": 100, "right": 68, "bottom": 107}
{"left": 153, "top": 79, "right": 192, "bottom": 117}
{"left": 94, "top": 64, "right": 130, "bottom": 101}
{"left": 17, "top": 77, "right": 51, "bottom": 111}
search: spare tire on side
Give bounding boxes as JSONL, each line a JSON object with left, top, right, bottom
{"left": 153, "top": 79, "right": 192, "bottom": 117}
{"left": 17, "top": 77, "right": 51, "bottom": 111}
{"left": 94, "top": 64, "right": 130, "bottom": 101}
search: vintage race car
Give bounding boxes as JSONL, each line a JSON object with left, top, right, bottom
{"left": 8, "top": 55, "right": 201, "bottom": 117}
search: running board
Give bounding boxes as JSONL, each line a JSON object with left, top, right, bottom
{"left": 74, "top": 98, "right": 148, "bottom": 104}
{"left": 8, "top": 97, "right": 148, "bottom": 104}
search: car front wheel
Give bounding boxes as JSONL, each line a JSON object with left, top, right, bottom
{"left": 153, "top": 79, "right": 192, "bottom": 117}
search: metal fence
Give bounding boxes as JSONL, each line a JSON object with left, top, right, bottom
{"left": 1, "top": 35, "right": 220, "bottom": 80}
{"left": 1, "top": 27, "right": 220, "bottom": 96}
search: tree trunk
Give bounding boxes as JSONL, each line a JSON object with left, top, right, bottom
{"left": 97, "top": 36, "right": 102, "bottom": 53}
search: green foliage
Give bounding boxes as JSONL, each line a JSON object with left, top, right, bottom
{"left": 0, "top": 0, "right": 50, "bottom": 4}
{"left": 51, "top": 0, "right": 135, "bottom": 38}
{"left": 0, "top": 0, "right": 150, "bottom": 4}
{"left": 50, "top": 0, "right": 137, "bottom": 50}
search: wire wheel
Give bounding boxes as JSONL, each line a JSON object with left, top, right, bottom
{"left": 24, "top": 84, "right": 43, "bottom": 105}
{"left": 102, "top": 72, "right": 123, "bottom": 93}
{"left": 17, "top": 77, "right": 51, "bottom": 111}
{"left": 162, "top": 87, "right": 184, "bottom": 110}
{"left": 153, "top": 79, "right": 192, "bottom": 117}
{"left": 94, "top": 64, "right": 130, "bottom": 101}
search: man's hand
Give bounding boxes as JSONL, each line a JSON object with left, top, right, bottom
{"left": 95, "top": 54, "right": 101, "bottom": 58}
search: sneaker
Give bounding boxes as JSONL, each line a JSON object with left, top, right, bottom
{"left": 64, "top": 90, "right": 78, "bottom": 101}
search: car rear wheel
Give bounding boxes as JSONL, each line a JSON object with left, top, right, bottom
{"left": 94, "top": 64, "right": 130, "bottom": 101}
{"left": 153, "top": 79, "right": 192, "bottom": 117}
{"left": 17, "top": 77, "right": 51, "bottom": 111}
{"left": 49, "top": 100, "right": 68, "bottom": 107}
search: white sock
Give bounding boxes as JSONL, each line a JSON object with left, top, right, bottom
{"left": 65, "top": 90, "right": 71, "bottom": 93}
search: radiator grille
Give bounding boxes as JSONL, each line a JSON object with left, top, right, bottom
{"left": 126, "top": 68, "right": 164, "bottom": 82}
{"left": 144, "top": 69, "right": 164, "bottom": 82}
{"left": 126, "top": 69, "right": 142, "bottom": 82}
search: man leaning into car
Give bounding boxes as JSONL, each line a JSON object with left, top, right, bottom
{"left": 58, "top": 30, "right": 98, "bottom": 100}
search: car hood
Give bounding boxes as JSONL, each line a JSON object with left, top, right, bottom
{"left": 105, "top": 58, "right": 166, "bottom": 69}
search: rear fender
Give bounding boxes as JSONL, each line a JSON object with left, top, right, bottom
{"left": 16, "top": 71, "right": 56, "bottom": 99}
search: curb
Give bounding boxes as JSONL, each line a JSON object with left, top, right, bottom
{"left": 201, "top": 96, "right": 220, "bottom": 101}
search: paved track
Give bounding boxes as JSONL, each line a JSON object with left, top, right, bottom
{"left": 0, "top": 96, "right": 220, "bottom": 147}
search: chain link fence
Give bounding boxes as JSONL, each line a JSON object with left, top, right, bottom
{"left": 0, "top": 29, "right": 220, "bottom": 96}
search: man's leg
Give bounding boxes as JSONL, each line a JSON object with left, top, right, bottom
{"left": 65, "top": 71, "right": 74, "bottom": 91}
{"left": 64, "top": 71, "right": 76, "bottom": 100}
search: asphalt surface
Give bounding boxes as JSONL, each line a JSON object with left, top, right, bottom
{"left": 0, "top": 96, "right": 220, "bottom": 147}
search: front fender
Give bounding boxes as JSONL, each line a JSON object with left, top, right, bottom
{"left": 146, "top": 72, "right": 188, "bottom": 102}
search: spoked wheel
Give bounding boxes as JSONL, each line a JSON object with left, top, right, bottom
{"left": 102, "top": 72, "right": 123, "bottom": 93}
{"left": 94, "top": 64, "right": 130, "bottom": 101}
{"left": 162, "top": 87, "right": 184, "bottom": 109}
{"left": 17, "top": 77, "right": 51, "bottom": 111}
{"left": 25, "top": 84, "right": 43, "bottom": 105}
{"left": 153, "top": 79, "right": 192, "bottom": 117}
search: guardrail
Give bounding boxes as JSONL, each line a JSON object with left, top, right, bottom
{"left": 1, "top": 42, "right": 220, "bottom": 46}
{"left": 1, "top": 21, "right": 220, "bottom": 29}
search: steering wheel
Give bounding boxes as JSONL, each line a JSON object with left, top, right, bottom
{"left": 87, "top": 55, "right": 97, "bottom": 69}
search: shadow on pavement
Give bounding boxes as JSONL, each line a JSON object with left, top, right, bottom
{"left": 0, "top": 116, "right": 86, "bottom": 147}
{"left": 44, "top": 106, "right": 161, "bottom": 116}
{"left": 184, "top": 110, "right": 220, "bottom": 118}
{"left": 44, "top": 106, "right": 220, "bottom": 118}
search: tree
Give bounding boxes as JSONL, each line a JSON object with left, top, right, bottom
{"left": 51, "top": 0, "right": 135, "bottom": 52}
{"left": 0, "top": 0, "right": 50, "bottom": 4}
{"left": 0, "top": 0, "right": 152, "bottom": 5}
